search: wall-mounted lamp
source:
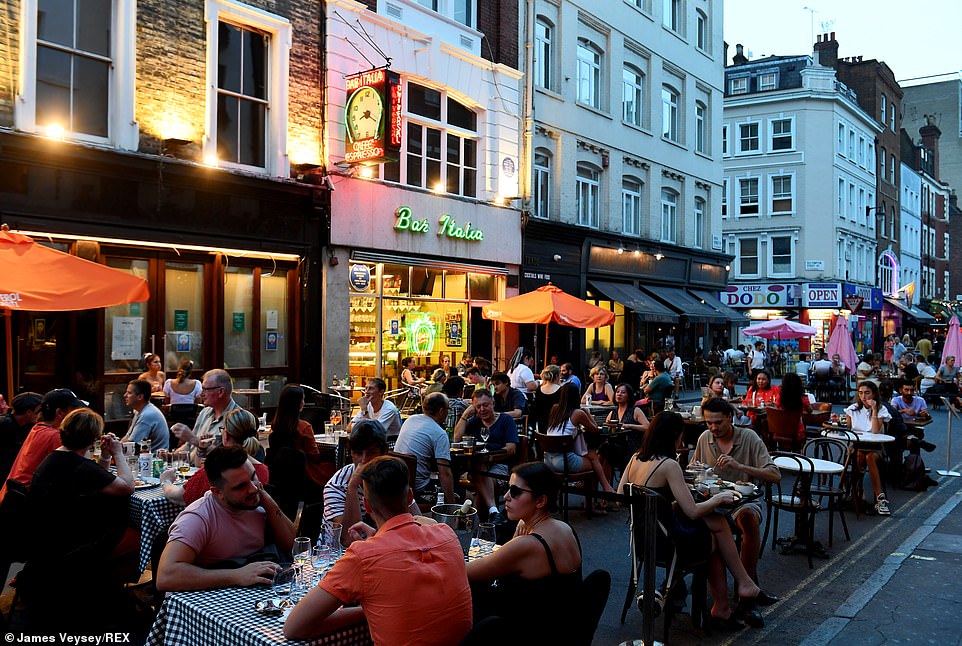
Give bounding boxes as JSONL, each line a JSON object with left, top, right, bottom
{"left": 552, "top": 254, "right": 562, "bottom": 262}
{"left": 654, "top": 251, "right": 665, "bottom": 261}
{"left": 617, "top": 245, "right": 625, "bottom": 254}
{"left": 724, "top": 264, "right": 731, "bottom": 272}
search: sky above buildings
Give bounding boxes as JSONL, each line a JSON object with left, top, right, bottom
{"left": 723, "top": 0, "right": 962, "bottom": 83}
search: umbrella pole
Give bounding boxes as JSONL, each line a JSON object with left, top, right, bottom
{"left": 5, "top": 310, "right": 13, "bottom": 402}
{"left": 544, "top": 324, "right": 550, "bottom": 370}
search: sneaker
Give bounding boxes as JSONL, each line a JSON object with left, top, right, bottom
{"left": 875, "top": 495, "right": 891, "bottom": 516}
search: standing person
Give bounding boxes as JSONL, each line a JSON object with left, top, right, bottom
{"left": 620, "top": 350, "right": 644, "bottom": 390}
{"left": 467, "top": 462, "right": 582, "bottom": 639}
{"left": 533, "top": 365, "right": 563, "bottom": 433}
{"left": 559, "top": 362, "right": 582, "bottom": 393}
{"left": 0, "top": 388, "right": 86, "bottom": 504}
{"left": 0, "top": 392, "right": 43, "bottom": 484}
{"left": 285, "top": 456, "right": 473, "bottom": 645}
{"left": 138, "top": 353, "right": 166, "bottom": 394}
{"left": 891, "top": 336, "right": 907, "bottom": 369}
{"left": 120, "top": 379, "right": 170, "bottom": 451}
{"left": 845, "top": 381, "right": 893, "bottom": 516}
{"left": 582, "top": 367, "right": 615, "bottom": 406}
{"left": 748, "top": 342, "right": 768, "bottom": 379}
{"left": 620, "top": 413, "right": 763, "bottom": 628}
{"left": 509, "top": 352, "right": 539, "bottom": 392}
{"left": 348, "top": 378, "right": 402, "bottom": 439}
{"left": 916, "top": 333, "right": 933, "bottom": 362}
{"left": 543, "top": 383, "right": 615, "bottom": 510}
{"left": 883, "top": 335, "right": 896, "bottom": 368}
{"left": 693, "top": 398, "right": 781, "bottom": 607}
{"left": 394, "top": 392, "right": 456, "bottom": 505}
{"left": 171, "top": 369, "right": 239, "bottom": 465}
{"left": 454, "top": 389, "right": 519, "bottom": 524}
{"left": 268, "top": 384, "right": 329, "bottom": 488}
{"left": 164, "top": 359, "right": 202, "bottom": 431}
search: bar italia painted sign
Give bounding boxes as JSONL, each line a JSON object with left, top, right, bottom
{"left": 344, "top": 68, "right": 402, "bottom": 165}
{"left": 394, "top": 206, "right": 484, "bottom": 241}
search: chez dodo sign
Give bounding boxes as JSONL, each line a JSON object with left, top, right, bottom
{"left": 394, "top": 205, "right": 484, "bottom": 241}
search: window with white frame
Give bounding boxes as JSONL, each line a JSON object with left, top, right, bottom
{"left": 837, "top": 123, "right": 845, "bottom": 154}
{"left": 879, "top": 254, "right": 894, "bottom": 294}
{"left": 838, "top": 178, "right": 845, "bottom": 218}
{"left": 738, "top": 177, "right": 759, "bottom": 216}
{"left": 622, "top": 178, "right": 642, "bottom": 235}
{"left": 22, "top": 0, "right": 137, "bottom": 146}
{"left": 945, "top": 232, "right": 951, "bottom": 260}
{"left": 623, "top": 66, "right": 643, "bottom": 126}
{"left": 693, "top": 197, "right": 705, "bottom": 248}
{"left": 695, "top": 101, "right": 706, "bottom": 153}
{"left": 770, "top": 118, "right": 793, "bottom": 151}
{"left": 535, "top": 18, "right": 553, "bottom": 90}
{"left": 730, "top": 77, "right": 747, "bottom": 95}
{"left": 880, "top": 148, "right": 886, "bottom": 180}
{"left": 858, "top": 188, "right": 866, "bottom": 225}
{"left": 662, "top": 85, "right": 679, "bottom": 141}
{"left": 205, "top": 0, "right": 290, "bottom": 173}
{"left": 890, "top": 104, "right": 896, "bottom": 131}
{"left": 847, "top": 131, "right": 855, "bottom": 158}
{"left": 382, "top": 82, "right": 478, "bottom": 197}
{"left": 770, "top": 175, "right": 793, "bottom": 214}
{"left": 758, "top": 72, "right": 777, "bottom": 91}
{"left": 660, "top": 189, "right": 677, "bottom": 243}
{"left": 889, "top": 155, "right": 896, "bottom": 184}
{"left": 577, "top": 39, "right": 602, "bottom": 109}
{"left": 848, "top": 184, "right": 855, "bottom": 221}
{"left": 533, "top": 149, "right": 550, "bottom": 219}
{"left": 858, "top": 136, "right": 866, "bottom": 165}
{"left": 721, "top": 178, "right": 728, "bottom": 219}
{"left": 576, "top": 163, "right": 600, "bottom": 228}
{"left": 452, "top": 0, "right": 474, "bottom": 28}
{"left": 737, "top": 238, "right": 759, "bottom": 277}
{"left": 663, "top": 0, "right": 680, "bottom": 32}
{"left": 738, "top": 122, "right": 759, "bottom": 153}
{"left": 696, "top": 10, "right": 708, "bottom": 51}
{"left": 722, "top": 124, "right": 729, "bottom": 156}
{"left": 880, "top": 94, "right": 886, "bottom": 125}
{"left": 771, "top": 235, "right": 792, "bottom": 275}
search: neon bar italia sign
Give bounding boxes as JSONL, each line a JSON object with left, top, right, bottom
{"left": 344, "top": 68, "right": 402, "bottom": 165}
{"left": 394, "top": 206, "right": 484, "bottom": 241}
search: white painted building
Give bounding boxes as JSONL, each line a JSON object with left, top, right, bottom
{"left": 899, "top": 162, "right": 922, "bottom": 296}
{"left": 723, "top": 53, "right": 881, "bottom": 287}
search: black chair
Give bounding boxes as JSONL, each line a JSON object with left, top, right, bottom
{"left": 264, "top": 447, "right": 308, "bottom": 522}
{"left": 0, "top": 480, "right": 29, "bottom": 630}
{"left": 533, "top": 431, "right": 595, "bottom": 522}
{"left": 620, "top": 484, "right": 711, "bottom": 640}
{"left": 576, "top": 569, "right": 611, "bottom": 645}
{"left": 803, "top": 437, "right": 852, "bottom": 547}
{"left": 764, "top": 452, "right": 820, "bottom": 569}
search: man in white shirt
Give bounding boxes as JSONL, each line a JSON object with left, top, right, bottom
{"left": 812, "top": 352, "right": 833, "bottom": 377}
{"left": 664, "top": 348, "right": 683, "bottom": 380}
{"left": 508, "top": 352, "right": 538, "bottom": 392}
{"left": 749, "top": 342, "right": 767, "bottom": 378}
{"left": 348, "top": 379, "right": 402, "bottom": 438}
{"left": 794, "top": 355, "right": 812, "bottom": 382}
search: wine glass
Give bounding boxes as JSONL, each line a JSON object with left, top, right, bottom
{"left": 292, "top": 536, "right": 311, "bottom": 567}
{"left": 478, "top": 426, "right": 490, "bottom": 453}
{"left": 476, "top": 522, "right": 497, "bottom": 551}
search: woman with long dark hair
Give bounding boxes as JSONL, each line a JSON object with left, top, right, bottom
{"left": 619, "top": 412, "right": 762, "bottom": 628}
{"left": 845, "top": 380, "right": 893, "bottom": 516}
{"left": 268, "top": 384, "right": 328, "bottom": 487}
{"left": 544, "top": 383, "right": 615, "bottom": 509}
{"left": 777, "top": 372, "right": 811, "bottom": 444}
{"left": 138, "top": 353, "right": 165, "bottom": 394}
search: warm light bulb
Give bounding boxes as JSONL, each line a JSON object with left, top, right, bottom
{"left": 434, "top": 183, "right": 445, "bottom": 194}
{"left": 44, "top": 123, "right": 65, "bottom": 139}
{"left": 725, "top": 264, "right": 731, "bottom": 271}
{"left": 618, "top": 246, "right": 625, "bottom": 255}
{"left": 203, "top": 153, "right": 218, "bottom": 167}
{"left": 655, "top": 252, "right": 664, "bottom": 260}
{"left": 359, "top": 167, "right": 374, "bottom": 179}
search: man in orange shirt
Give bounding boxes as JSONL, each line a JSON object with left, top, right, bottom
{"left": 285, "top": 456, "right": 472, "bottom": 645}
{"left": 0, "top": 388, "right": 85, "bottom": 504}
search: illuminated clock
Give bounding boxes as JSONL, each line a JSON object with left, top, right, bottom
{"left": 346, "top": 86, "right": 383, "bottom": 141}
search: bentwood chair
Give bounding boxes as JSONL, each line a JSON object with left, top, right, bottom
{"left": 534, "top": 431, "right": 595, "bottom": 522}
{"left": 803, "top": 437, "right": 852, "bottom": 546}
{"left": 765, "top": 452, "right": 820, "bottom": 569}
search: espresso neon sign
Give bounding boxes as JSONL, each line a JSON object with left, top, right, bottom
{"left": 344, "top": 69, "right": 402, "bottom": 165}
{"left": 394, "top": 206, "right": 484, "bottom": 241}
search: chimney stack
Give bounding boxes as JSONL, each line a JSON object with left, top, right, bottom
{"left": 813, "top": 31, "right": 839, "bottom": 68}
{"left": 732, "top": 43, "right": 748, "bottom": 65}
{"left": 919, "top": 115, "right": 942, "bottom": 178}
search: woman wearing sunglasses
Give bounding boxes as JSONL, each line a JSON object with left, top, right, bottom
{"left": 619, "top": 412, "right": 762, "bottom": 629}
{"left": 466, "top": 462, "right": 582, "bottom": 640}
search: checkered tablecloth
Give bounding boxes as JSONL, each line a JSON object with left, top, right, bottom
{"left": 145, "top": 583, "right": 373, "bottom": 646}
{"left": 128, "top": 485, "right": 183, "bottom": 573}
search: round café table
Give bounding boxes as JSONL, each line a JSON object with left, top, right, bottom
{"left": 773, "top": 455, "right": 844, "bottom": 561}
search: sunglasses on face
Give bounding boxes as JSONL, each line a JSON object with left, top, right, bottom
{"left": 507, "top": 484, "right": 534, "bottom": 498}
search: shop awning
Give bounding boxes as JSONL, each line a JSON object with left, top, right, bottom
{"left": 640, "top": 285, "right": 729, "bottom": 324}
{"left": 588, "top": 280, "right": 678, "bottom": 323}
{"left": 688, "top": 289, "right": 749, "bottom": 324}
{"left": 884, "top": 298, "right": 937, "bottom": 323}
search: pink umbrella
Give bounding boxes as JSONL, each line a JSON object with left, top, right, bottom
{"left": 941, "top": 315, "right": 962, "bottom": 368}
{"left": 826, "top": 315, "right": 858, "bottom": 375}
{"left": 742, "top": 318, "right": 817, "bottom": 339}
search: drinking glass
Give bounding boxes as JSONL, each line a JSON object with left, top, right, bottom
{"left": 330, "top": 409, "right": 342, "bottom": 430}
{"left": 292, "top": 536, "right": 312, "bottom": 567}
{"left": 478, "top": 427, "right": 490, "bottom": 453}
{"left": 476, "top": 522, "right": 497, "bottom": 551}
{"left": 318, "top": 522, "right": 343, "bottom": 557}
{"left": 312, "top": 545, "right": 333, "bottom": 574}
{"left": 272, "top": 565, "right": 297, "bottom": 600}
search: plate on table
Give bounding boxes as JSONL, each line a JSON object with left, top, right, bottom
{"left": 134, "top": 477, "right": 160, "bottom": 490}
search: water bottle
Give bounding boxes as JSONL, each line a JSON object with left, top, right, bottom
{"left": 436, "top": 488, "right": 445, "bottom": 507}
{"left": 138, "top": 442, "right": 153, "bottom": 480}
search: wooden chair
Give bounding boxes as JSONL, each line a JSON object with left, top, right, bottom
{"left": 533, "top": 431, "right": 596, "bottom": 522}
{"left": 767, "top": 407, "right": 804, "bottom": 453}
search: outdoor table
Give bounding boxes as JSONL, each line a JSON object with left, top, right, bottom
{"left": 234, "top": 388, "right": 270, "bottom": 412}
{"left": 905, "top": 417, "right": 934, "bottom": 429}
{"left": 773, "top": 455, "right": 844, "bottom": 560}
{"left": 129, "top": 483, "right": 184, "bottom": 573}
{"left": 821, "top": 424, "right": 896, "bottom": 445}
{"left": 145, "top": 542, "right": 496, "bottom": 646}
{"left": 315, "top": 432, "right": 349, "bottom": 469}
{"left": 582, "top": 404, "right": 615, "bottom": 426}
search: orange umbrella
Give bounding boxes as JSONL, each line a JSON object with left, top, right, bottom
{"left": 1, "top": 225, "right": 150, "bottom": 399}
{"left": 482, "top": 285, "right": 615, "bottom": 363}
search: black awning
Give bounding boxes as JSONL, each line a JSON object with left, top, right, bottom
{"left": 639, "top": 285, "right": 729, "bottom": 324}
{"left": 689, "top": 289, "right": 749, "bottom": 324}
{"left": 589, "top": 280, "right": 679, "bottom": 323}
{"left": 884, "top": 298, "right": 937, "bottom": 323}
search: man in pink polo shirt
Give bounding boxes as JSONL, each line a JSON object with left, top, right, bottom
{"left": 285, "top": 455, "right": 472, "bottom": 645}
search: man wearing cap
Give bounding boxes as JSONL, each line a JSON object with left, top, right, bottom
{"left": 121, "top": 379, "right": 170, "bottom": 451}
{"left": 171, "top": 369, "right": 239, "bottom": 465}
{"left": 0, "top": 388, "right": 85, "bottom": 504}
{"left": 0, "top": 392, "right": 43, "bottom": 483}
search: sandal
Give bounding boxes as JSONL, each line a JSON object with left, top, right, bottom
{"left": 708, "top": 614, "right": 745, "bottom": 631}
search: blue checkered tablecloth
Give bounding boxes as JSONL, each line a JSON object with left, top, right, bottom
{"left": 128, "top": 485, "right": 183, "bottom": 573}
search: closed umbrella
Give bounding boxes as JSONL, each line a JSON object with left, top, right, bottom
{"left": 826, "top": 315, "right": 858, "bottom": 375}
{"left": 482, "top": 284, "right": 615, "bottom": 364}
{"left": 1, "top": 225, "right": 150, "bottom": 399}
{"left": 941, "top": 315, "right": 962, "bottom": 368}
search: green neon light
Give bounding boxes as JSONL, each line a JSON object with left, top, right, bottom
{"left": 407, "top": 314, "right": 437, "bottom": 356}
